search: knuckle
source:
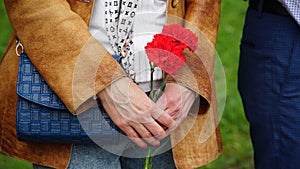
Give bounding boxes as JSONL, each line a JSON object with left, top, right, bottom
{"left": 141, "top": 100, "right": 153, "bottom": 112}
{"left": 154, "top": 128, "right": 165, "bottom": 137}
{"left": 127, "top": 132, "right": 139, "bottom": 138}
{"left": 164, "top": 117, "right": 173, "bottom": 126}
{"left": 157, "top": 115, "right": 168, "bottom": 125}
{"left": 141, "top": 131, "right": 152, "bottom": 138}
{"left": 135, "top": 113, "right": 150, "bottom": 123}
{"left": 115, "top": 119, "right": 127, "bottom": 129}
{"left": 168, "top": 96, "right": 178, "bottom": 105}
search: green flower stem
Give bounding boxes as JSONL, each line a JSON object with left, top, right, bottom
{"left": 144, "top": 147, "right": 153, "bottom": 169}
{"left": 152, "top": 73, "right": 168, "bottom": 102}
{"left": 149, "top": 62, "right": 155, "bottom": 100}
{"left": 160, "top": 73, "right": 168, "bottom": 94}
{"left": 145, "top": 67, "right": 168, "bottom": 169}
{"left": 144, "top": 137, "right": 171, "bottom": 169}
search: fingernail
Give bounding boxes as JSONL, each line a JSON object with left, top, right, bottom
{"left": 143, "top": 144, "right": 148, "bottom": 149}
{"left": 156, "top": 142, "right": 160, "bottom": 147}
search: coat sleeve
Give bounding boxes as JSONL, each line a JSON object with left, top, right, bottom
{"left": 4, "top": 0, "right": 126, "bottom": 114}
{"left": 185, "top": 0, "right": 221, "bottom": 106}
{"left": 168, "top": 1, "right": 222, "bottom": 168}
{"left": 166, "top": 0, "right": 221, "bottom": 111}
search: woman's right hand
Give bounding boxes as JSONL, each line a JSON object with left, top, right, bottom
{"left": 97, "top": 77, "right": 175, "bottom": 149}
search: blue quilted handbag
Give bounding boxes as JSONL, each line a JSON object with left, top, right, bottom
{"left": 16, "top": 52, "right": 121, "bottom": 144}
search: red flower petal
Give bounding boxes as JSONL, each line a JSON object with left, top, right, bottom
{"left": 145, "top": 48, "right": 185, "bottom": 75}
{"left": 162, "top": 24, "right": 198, "bottom": 51}
{"left": 144, "top": 25, "right": 198, "bottom": 75}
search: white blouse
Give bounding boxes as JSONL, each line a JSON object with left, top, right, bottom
{"left": 89, "top": 0, "right": 167, "bottom": 91}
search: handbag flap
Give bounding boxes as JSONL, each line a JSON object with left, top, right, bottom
{"left": 16, "top": 53, "right": 66, "bottom": 110}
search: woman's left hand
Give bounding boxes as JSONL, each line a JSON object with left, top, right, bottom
{"left": 155, "top": 83, "right": 198, "bottom": 138}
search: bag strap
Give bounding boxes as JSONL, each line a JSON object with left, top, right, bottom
{"left": 15, "top": 37, "right": 121, "bottom": 61}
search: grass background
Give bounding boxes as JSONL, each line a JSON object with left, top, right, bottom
{"left": 0, "top": 0, "right": 252, "bottom": 168}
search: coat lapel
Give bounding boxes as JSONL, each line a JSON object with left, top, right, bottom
{"left": 167, "top": 0, "right": 185, "bottom": 23}
{"left": 68, "top": 0, "right": 94, "bottom": 25}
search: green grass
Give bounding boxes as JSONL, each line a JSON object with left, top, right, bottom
{"left": 0, "top": 2, "right": 34, "bottom": 169}
{"left": 0, "top": 1, "right": 12, "bottom": 58}
{"left": 0, "top": 155, "right": 32, "bottom": 169}
{"left": 200, "top": 1, "right": 253, "bottom": 169}
{"left": 0, "top": 1, "right": 253, "bottom": 169}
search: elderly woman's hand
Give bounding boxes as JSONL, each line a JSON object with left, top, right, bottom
{"left": 155, "top": 83, "right": 198, "bottom": 138}
{"left": 97, "top": 77, "right": 175, "bottom": 149}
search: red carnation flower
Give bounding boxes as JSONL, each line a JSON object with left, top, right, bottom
{"left": 143, "top": 24, "right": 199, "bottom": 169}
{"left": 162, "top": 24, "right": 198, "bottom": 52}
{"left": 145, "top": 34, "right": 188, "bottom": 75}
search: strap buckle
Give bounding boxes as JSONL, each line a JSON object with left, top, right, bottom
{"left": 16, "top": 38, "right": 24, "bottom": 56}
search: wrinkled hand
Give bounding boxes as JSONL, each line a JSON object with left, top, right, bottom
{"left": 97, "top": 77, "right": 175, "bottom": 149}
{"left": 156, "top": 83, "right": 198, "bottom": 138}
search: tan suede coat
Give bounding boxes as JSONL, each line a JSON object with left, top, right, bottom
{"left": 0, "top": 0, "right": 221, "bottom": 168}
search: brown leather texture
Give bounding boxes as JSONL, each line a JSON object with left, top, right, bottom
{"left": 0, "top": 0, "right": 221, "bottom": 168}
{"left": 166, "top": 0, "right": 222, "bottom": 168}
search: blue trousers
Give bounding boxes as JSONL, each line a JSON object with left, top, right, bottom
{"left": 238, "top": 8, "right": 300, "bottom": 169}
{"left": 33, "top": 139, "right": 176, "bottom": 169}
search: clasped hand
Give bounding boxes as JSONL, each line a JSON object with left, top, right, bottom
{"left": 97, "top": 77, "right": 197, "bottom": 149}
